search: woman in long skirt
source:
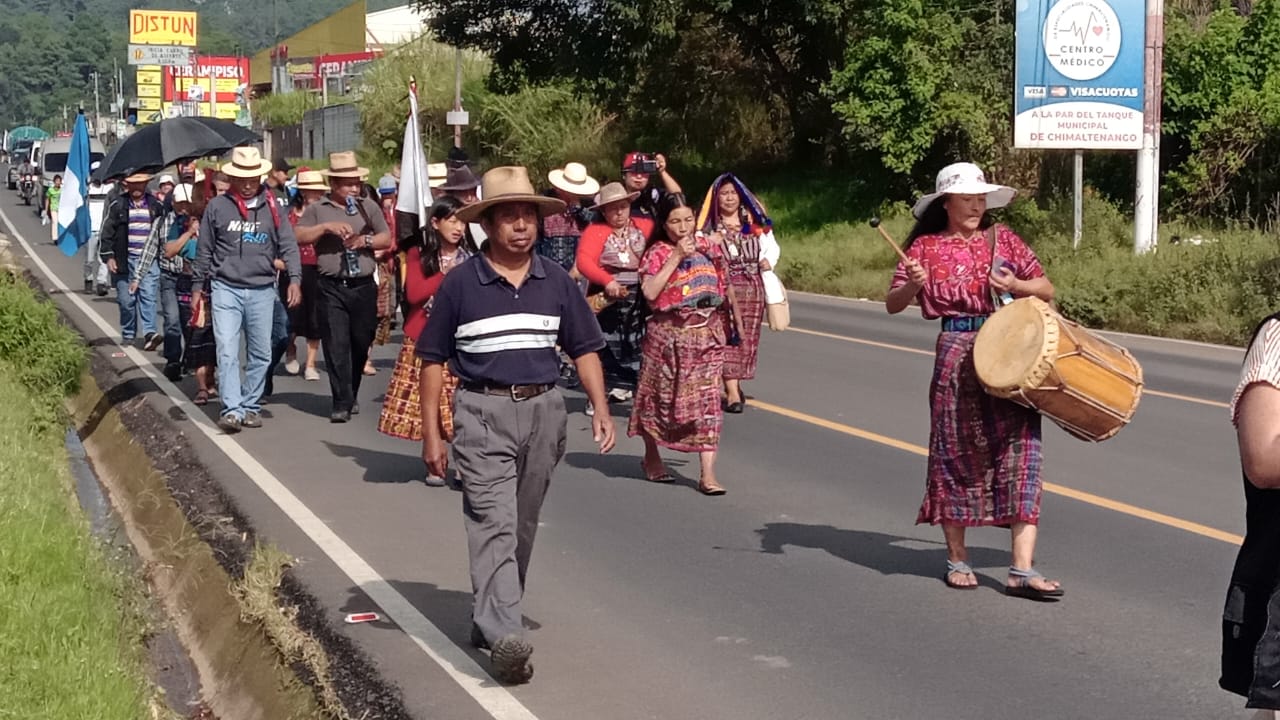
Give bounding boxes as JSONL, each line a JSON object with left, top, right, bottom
{"left": 629, "top": 193, "right": 737, "bottom": 496}
{"left": 377, "top": 196, "right": 475, "bottom": 485}
{"left": 885, "top": 161, "right": 1063, "bottom": 600}
{"left": 576, "top": 182, "right": 654, "bottom": 402}
{"left": 697, "top": 173, "right": 779, "bottom": 412}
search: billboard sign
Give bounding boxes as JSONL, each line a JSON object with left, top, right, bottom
{"left": 163, "top": 56, "right": 250, "bottom": 106}
{"left": 128, "top": 44, "right": 194, "bottom": 67}
{"left": 128, "top": 10, "right": 198, "bottom": 46}
{"left": 1014, "top": 0, "right": 1145, "bottom": 150}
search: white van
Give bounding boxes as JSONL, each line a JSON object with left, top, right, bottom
{"left": 40, "top": 136, "right": 107, "bottom": 190}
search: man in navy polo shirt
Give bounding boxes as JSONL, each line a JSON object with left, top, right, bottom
{"left": 417, "top": 166, "right": 615, "bottom": 684}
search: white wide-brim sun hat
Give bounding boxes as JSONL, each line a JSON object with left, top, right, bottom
{"left": 911, "top": 162, "right": 1017, "bottom": 219}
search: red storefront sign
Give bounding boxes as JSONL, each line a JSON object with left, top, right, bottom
{"left": 163, "top": 56, "right": 250, "bottom": 104}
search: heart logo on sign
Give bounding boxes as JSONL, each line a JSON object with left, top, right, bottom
{"left": 1092, "top": 25, "right": 1103, "bottom": 35}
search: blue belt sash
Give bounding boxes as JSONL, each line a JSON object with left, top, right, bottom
{"left": 941, "top": 315, "right": 988, "bottom": 333}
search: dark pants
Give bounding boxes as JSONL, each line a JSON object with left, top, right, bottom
{"left": 159, "top": 271, "right": 192, "bottom": 366}
{"left": 263, "top": 291, "right": 291, "bottom": 398}
{"left": 318, "top": 276, "right": 377, "bottom": 412}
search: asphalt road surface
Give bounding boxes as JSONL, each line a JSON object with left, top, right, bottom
{"left": 2, "top": 184, "right": 1253, "bottom": 719}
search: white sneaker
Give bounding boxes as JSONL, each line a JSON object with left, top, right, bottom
{"left": 304, "top": 367, "right": 320, "bottom": 381}
{"left": 585, "top": 404, "right": 595, "bottom": 417}
{"left": 285, "top": 358, "right": 301, "bottom": 375}
{"left": 608, "top": 388, "right": 633, "bottom": 402}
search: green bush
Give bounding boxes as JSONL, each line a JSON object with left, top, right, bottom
{"left": 472, "top": 85, "right": 619, "bottom": 183}
{"left": 752, "top": 175, "right": 1280, "bottom": 345}
{"left": 357, "top": 39, "right": 492, "bottom": 167}
{"left": 0, "top": 271, "right": 85, "bottom": 425}
{"left": 252, "top": 91, "right": 325, "bottom": 128}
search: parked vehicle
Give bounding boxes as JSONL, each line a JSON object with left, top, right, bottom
{"left": 37, "top": 137, "right": 105, "bottom": 213}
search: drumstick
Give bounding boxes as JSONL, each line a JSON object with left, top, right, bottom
{"left": 868, "top": 217, "right": 910, "bottom": 263}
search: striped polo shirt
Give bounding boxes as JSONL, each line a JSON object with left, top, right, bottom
{"left": 126, "top": 199, "right": 152, "bottom": 256}
{"left": 416, "top": 253, "right": 604, "bottom": 385}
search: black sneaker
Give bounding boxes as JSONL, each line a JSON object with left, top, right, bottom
{"left": 163, "top": 362, "right": 182, "bottom": 382}
{"left": 329, "top": 410, "right": 351, "bottom": 424}
{"left": 217, "top": 414, "right": 242, "bottom": 434}
{"left": 83, "top": 278, "right": 93, "bottom": 293}
{"left": 470, "top": 623, "right": 489, "bottom": 650}
{"left": 242, "top": 412, "right": 263, "bottom": 429}
{"left": 142, "top": 333, "right": 162, "bottom": 351}
{"left": 95, "top": 284, "right": 108, "bottom": 297}
{"left": 489, "top": 635, "right": 533, "bottom": 684}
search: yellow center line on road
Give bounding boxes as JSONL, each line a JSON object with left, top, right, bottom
{"left": 747, "top": 398, "right": 1244, "bottom": 546}
{"left": 786, "top": 326, "right": 1230, "bottom": 409}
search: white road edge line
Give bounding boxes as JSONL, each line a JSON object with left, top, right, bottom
{"left": 0, "top": 206, "right": 539, "bottom": 720}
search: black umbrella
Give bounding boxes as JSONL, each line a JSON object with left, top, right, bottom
{"left": 94, "top": 117, "right": 261, "bottom": 181}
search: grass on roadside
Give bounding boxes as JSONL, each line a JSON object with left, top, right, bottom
{"left": 0, "top": 269, "right": 153, "bottom": 718}
{"left": 749, "top": 174, "right": 1280, "bottom": 346}
{"left": 0, "top": 369, "right": 152, "bottom": 719}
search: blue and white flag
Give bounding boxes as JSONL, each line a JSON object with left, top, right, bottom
{"left": 56, "top": 112, "right": 91, "bottom": 257}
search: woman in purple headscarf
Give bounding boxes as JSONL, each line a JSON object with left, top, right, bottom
{"left": 698, "top": 174, "right": 780, "bottom": 413}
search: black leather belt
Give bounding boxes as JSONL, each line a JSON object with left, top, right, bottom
{"left": 321, "top": 274, "right": 374, "bottom": 287}
{"left": 461, "top": 382, "right": 555, "bottom": 402}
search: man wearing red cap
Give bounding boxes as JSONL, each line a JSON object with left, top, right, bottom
{"left": 621, "top": 151, "right": 682, "bottom": 220}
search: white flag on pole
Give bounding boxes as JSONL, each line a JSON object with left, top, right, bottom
{"left": 395, "top": 81, "right": 430, "bottom": 230}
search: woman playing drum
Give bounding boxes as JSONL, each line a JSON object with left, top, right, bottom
{"left": 884, "top": 162, "right": 1063, "bottom": 600}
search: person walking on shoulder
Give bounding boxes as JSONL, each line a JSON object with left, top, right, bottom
{"left": 193, "top": 147, "right": 302, "bottom": 434}
{"left": 294, "top": 151, "right": 392, "bottom": 423}
{"left": 416, "top": 166, "right": 616, "bottom": 684}
{"left": 100, "top": 171, "right": 163, "bottom": 349}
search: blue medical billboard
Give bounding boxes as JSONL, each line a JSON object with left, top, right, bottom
{"left": 1014, "top": 0, "right": 1146, "bottom": 150}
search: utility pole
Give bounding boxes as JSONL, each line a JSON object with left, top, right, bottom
{"left": 91, "top": 71, "right": 101, "bottom": 137}
{"left": 1134, "top": 0, "right": 1164, "bottom": 254}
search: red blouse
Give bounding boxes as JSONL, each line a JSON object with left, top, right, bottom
{"left": 576, "top": 218, "right": 654, "bottom": 287}
{"left": 889, "top": 225, "right": 1044, "bottom": 319}
{"left": 402, "top": 246, "right": 447, "bottom": 341}
{"left": 288, "top": 208, "right": 318, "bottom": 266}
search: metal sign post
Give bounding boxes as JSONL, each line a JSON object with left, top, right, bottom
{"left": 1134, "top": 0, "right": 1164, "bottom": 255}
{"left": 1073, "top": 150, "right": 1084, "bottom": 250}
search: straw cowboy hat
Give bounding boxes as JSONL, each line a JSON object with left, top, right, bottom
{"left": 221, "top": 147, "right": 273, "bottom": 179}
{"left": 427, "top": 162, "right": 448, "bottom": 188}
{"left": 911, "top": 161, "right": 1016, "bottom": 219}
{"left": 320, "top": 150, "right": 370, "bottom": 179}
{"left": 295, "top": 170, "right": 328, "bottom": 191}
{"left": 548, "top": 162, "right": 600, "bottom": 197}
{"left": 590, "top": 181, "right": 640, "bottom": 210}
{"left": 456, "top": 166, "right": 566, "bottom": 223}
{"left": 439, "top": 164, "right": 481, "bottom": 193}
{"left": 124, "top": 171, "right": 154, "bottom": 184}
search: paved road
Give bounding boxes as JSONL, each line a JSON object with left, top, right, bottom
{"left": 2, "top": 185, "right": 1252, "bottom": 719}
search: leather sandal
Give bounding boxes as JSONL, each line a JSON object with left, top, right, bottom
{"left": 698, "top": 480, "right": 727, "bottom": 496}
{"left": 1005, "top": 567, "right": 1064, "bottom": 601}
{"left": 944, "top": 560, "right": 978, "bottom": 590}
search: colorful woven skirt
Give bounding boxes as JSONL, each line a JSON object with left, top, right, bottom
{"left": 373, "top": 256, "right": 398, "bottom": 346}
{"left": 377, "top": 336, "right": 457, "bottom": 442}
{"left": 917, "top": 331, "right": 1043, "bottom": 527}
{"left": 723, "top": 269, "right": 764, "bottom": 380}
{"left": 628, "top": 311, "right": 725, "bottom": 453}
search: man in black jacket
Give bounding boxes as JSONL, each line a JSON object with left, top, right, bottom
{"left": 99, "top": 172, "right": 163, "bottom": 348}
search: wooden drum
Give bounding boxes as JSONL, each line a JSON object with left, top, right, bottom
{"left": 973, "top": 297, "right": 1143, "bottom": 442}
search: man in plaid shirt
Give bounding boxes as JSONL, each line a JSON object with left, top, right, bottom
{"left": 131, "top": 183, "right": 199, "bottom": 381}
